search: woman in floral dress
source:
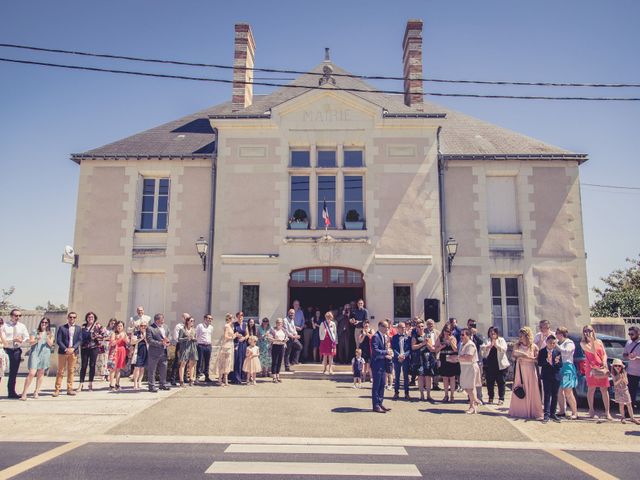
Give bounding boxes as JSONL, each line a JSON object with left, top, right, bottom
{"left": 257, "top": 317, "right": 272, "bottom": 376}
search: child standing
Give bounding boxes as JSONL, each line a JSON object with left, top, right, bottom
{"left": 385, "top": 330, "right": 394, "bottom": 390}
{"left": 242, "top": 335, "right": 261, "bottom": 386}
{"left": 537, "top": 334, "right": 562, "bottom": 423}
{"left": 611, "top": 358, "right": 640, "bottom": 424}
{"left": 352, "top": 348, "right": 365, "bottom": 388}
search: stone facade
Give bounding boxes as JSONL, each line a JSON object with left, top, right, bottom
{"left": 67, "top": 21, "right": 590, "bottom": 336}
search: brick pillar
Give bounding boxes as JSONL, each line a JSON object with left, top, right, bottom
{"left": 402, "top": 19, "right": 424, "bottom": 110}
{"left": 232, "top": 23, "right": 256, "bottom": 111}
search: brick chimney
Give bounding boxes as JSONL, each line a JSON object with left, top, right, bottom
{"left": 232, "top": 23, "right": 256, "bottom": 111}
{"left": 402, "top": 19, "right": 424, "bottom": 110}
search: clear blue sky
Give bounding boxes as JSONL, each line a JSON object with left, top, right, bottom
{"left": 0, "top": 0, "right": 638, "bottom": 309}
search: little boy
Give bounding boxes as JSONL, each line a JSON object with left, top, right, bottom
{"left": 352, "top": 348, "right": 365, "bottom": 388}
{"left": 537, "top": 334, "right": 563, "bottom": 423}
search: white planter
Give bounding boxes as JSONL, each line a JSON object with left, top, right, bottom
{"left": 345, "top": 221, "right": 365, "bottom": 230}
{"left": 289, "top": 221, "right": 309, "bottom": 230}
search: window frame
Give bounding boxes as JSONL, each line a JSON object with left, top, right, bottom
{"left": 393, "top": 284, "right": 412, "bottom": 321}
{"left": 138, "top": 177, "right": 170, "bottom": 232}
{"left": 241, "top": 284, "right": 260, "bottom": 321}
{"left": 490, "top": 276, "right": 525, "bottom": 338}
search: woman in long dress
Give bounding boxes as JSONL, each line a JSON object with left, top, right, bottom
{"left": 109, "top": 321, "right": 129, "bottom": 391}
{"left": 581, "top": 325, "right": 613, "bottom": 420}
{"left": 319, "top": 312, "right": 337, "bottom": 375}
{"left": 215, "top": 313, "right": 235, "bottom": 386}
{"left": 509, "top": 326, "right": 543, "bottom": 420}
{"left": 231, "top": 312, "right": 249, "bottom": 384}
{"left": 257, "top": 318, "right": 272, "bottom": 377}
{"left": 459, "top": 328, "right": 482, "bottom": 414}
{"left": 178, "top": 316, "right": 198, "bottom": 387}
{"left": 20, "top": 318, "right": 54, "bottom": 400}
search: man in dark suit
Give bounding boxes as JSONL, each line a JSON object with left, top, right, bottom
{"left": 146, "top": 313, "right": 172, "bottom": 392}
{"left": 391, "top": 322, "right": 411, "bottom": 400}
{"left": 371, "top": 320, "right": 393, "bottom": 413}
{"left": 53, "top": 312, "right": 83, "bottom": 396}
{"left": 537, "top": 334, "right": 563, "bottom": 423}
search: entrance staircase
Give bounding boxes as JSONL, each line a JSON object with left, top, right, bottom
{"left": 290, "top": 362, "right": 352, "bottom": 380}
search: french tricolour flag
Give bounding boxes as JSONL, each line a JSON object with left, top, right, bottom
{"left": 322, "top": 200, "right": 331, "bottom": 227}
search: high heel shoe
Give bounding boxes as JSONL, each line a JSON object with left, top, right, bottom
{"left": 465, "top": 406, "right": 478, "bottom": 414}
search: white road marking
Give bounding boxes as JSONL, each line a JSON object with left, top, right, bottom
{"left": 205, "top": 461, "right": 421, "bottom": 477}
{"left": 225, "top": 444, "right": 407, "bottom": 455}
{"left": 2, "top": 434, "right": 640, "bottom": 453}
{"left": 0, "top": 441, "right": 85, "bottom": 480}
{"left": 545, "top": 449, "right": 619, "bottom": 480}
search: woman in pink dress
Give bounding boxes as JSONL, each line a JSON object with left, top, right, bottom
{"left": 108, "top": 320, "right": 129, "bottom": 391}
{"left": 509, "top": 326, "right": 543, "bottom": 420}
{"left": 319, "top": 312, "right": 337, "bottom": 375}
{"left": 580, "top": 325, "right": 613, "bottom": 420}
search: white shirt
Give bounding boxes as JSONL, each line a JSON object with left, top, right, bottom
{"left": 130, "top": 314, "right": 151, "bottom": 330}
{"left": 557, "top": 338, "right": 576, "bottom": 363}
{"left": 270, "top": 328, "right": 287, "bottom": 345}
{"left": 534, "top": 331, "right": 551, "bottom": 350}
{"left": 2, "top": 321, "right": 30, "bottom": 347}
{"left": 173, "top": 323, "right": 185, "bottom": 342}
{"left": 68, "top": 324, "right": 77, "bottom": 348}
{"left": 283, "top": 317, "right": 297, "bottom": 338}
{"left": 196, "top": 323, "right": 213, "bottom": 345}
{"left": 158, "top": 326, "right": 167, "bottom": 339}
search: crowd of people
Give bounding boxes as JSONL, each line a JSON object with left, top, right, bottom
{"left": 1, "top": 302, "right": 640, "bottom": 426}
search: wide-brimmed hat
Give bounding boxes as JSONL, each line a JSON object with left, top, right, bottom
{"left": 611, "top": 358, "right": 624, "bottom": 367}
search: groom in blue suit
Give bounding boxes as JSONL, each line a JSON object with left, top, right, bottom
{"left": 371, "top": 320, "right": 393, "bottom": 413}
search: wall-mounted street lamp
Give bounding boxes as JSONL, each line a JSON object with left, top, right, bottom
{"left": 195, "top": 236, "right": 209, "bottom": 271}
{"left": 446, "top": 236, "right": 458, "bottom": 273}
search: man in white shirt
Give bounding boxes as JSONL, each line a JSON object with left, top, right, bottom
{"left": 2, "top": 309, "right": 29, "bottom": 399}
{"left": 170, "top": 313, "right": 189, "bottom": 385}
{"left": 129, "top": 305, "right": 151, "bottom": 332}
{"left": 196, "top": 314, "right": 214, "bottom": 382}
{"left": 283, "top": 308, "right": 302, "bottom": 371}
{"left": 534, "top": 320, "right": 552, "bottom": 350}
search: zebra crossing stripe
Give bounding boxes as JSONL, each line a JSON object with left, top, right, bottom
{"left": 206, "top": 461, "right": 421, "bottom": 476}
{"left": 224, "top": 444, "right": 408, "bottom": 455}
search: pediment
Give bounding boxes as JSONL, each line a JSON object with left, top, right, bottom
{"left": 272, "top": 89, "right": 381, "bottom": 128}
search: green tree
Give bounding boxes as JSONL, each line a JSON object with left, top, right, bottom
{"left": 0, "top": 286, "right": 17, "bottom": 313}
{"left": 35, "top": 301, "right": 68, "bottom": 313}
{"left": 591, "top": 255, "right": 640, "bottom": 317}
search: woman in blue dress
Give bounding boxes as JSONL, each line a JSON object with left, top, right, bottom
{"left": 230, "top": 311, "right": 249, "bottom": 384}
{"left": 257, "top": 317, "right": 272, "bottom": 377}
{"left": 20, "top": 318, "right": 54, "bottom": 400}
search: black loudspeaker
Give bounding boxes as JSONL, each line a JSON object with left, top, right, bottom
{"left": 424, "top": 298, "right": 440, "bottom": 323}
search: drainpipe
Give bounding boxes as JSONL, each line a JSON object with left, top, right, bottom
{"left": 205, "top": 128, "right": 218, "bottom": 314}
{"left": 436, "top": 126, "right": 449, "bottom": 322}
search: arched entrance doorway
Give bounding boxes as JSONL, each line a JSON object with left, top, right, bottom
{"left": 288, "top": 266, "right": 365, "bottom": 315}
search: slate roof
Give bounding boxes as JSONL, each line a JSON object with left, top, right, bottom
{"left": 72, "top": 62, "right": 586, "bottom": 162}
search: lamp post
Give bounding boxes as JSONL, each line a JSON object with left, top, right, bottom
{"left": 446, "top": 236, "right": 458, "bottom": 273}
{"left": 195, "top": 236, "right": 208, "bottom": 271}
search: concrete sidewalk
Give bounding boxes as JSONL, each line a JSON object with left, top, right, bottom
{"left": 0, "top": 375, "right": 178, "bottom": 438}
{"left": 2, "top": 372, "right": 639, "bottom": 450}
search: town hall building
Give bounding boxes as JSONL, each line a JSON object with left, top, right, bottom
{"left": 68, "top": 20, "right": 590, "bottom": 336}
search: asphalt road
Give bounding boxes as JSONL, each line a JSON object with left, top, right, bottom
{"left": 2, "top": 442, "right": 639, "bottom": 480}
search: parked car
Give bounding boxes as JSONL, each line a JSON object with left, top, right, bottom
{"left": 569, "top": 333, "right": 628, "bottom": 402}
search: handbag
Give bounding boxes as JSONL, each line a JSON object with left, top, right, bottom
{"left": 513, "top": 360, "right": 526, "bottom": 399}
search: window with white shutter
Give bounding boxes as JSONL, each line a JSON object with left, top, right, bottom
{"left": 486, "top": 176, "right": 519, "bottom": 234}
